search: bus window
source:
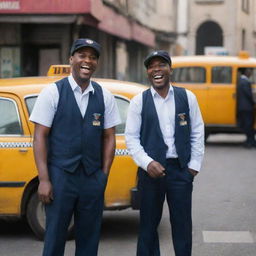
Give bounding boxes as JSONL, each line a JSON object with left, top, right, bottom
{"left": 250, "top": 68, "right": 256, "bottom": 84}
{"left": 172, "top": 67, "right": 206, "bottom": 83}
{"left": 212, "top": 66, "right": 232, "bottom": 84}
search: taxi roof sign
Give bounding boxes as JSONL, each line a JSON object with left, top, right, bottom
{"left": 47, "top": 65, "right": 71, "bottom": 76}
{"left": 238, "top": 50, "right": 250, "bottom": 59}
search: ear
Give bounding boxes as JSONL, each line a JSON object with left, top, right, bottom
{"left": 69, "top": 56, "right": 73, "bottom": 65}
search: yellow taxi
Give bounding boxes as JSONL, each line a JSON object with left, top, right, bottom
{"left": 0, "top": 65, "right": 146, "bottom": 239}
{"left": 172, "top": 51, "right": 256, "bottom": 140}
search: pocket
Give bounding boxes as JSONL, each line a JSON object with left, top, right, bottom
{"left": 186, "top": 169, "right": 195, "bottom": 181}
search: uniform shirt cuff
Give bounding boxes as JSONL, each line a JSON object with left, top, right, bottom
{"left": 141, "top": 156, "right": 154, "bottom": 172}
{"left": 188, "top": 159, "right": 202, "bottom": 172}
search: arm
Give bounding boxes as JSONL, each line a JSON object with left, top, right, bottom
{"left": 187, "top": 91, "right": 205, "bottom": 176}
{"left": 102, "top": 127, "right": 116, "bottom": 176}
{"left": 243, "top": 81, "right": 254, "bottom": 104}
{"left": 33, "top": 123, "right": 53, "bottom": 204}
{"left": 125, "top": 95, "right": 165, "bottom": 178}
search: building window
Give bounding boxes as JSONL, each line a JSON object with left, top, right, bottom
{"left": 195, "top": 0, "right": 224, "bottom": 3}
{"left": 242, "top": 0, "right": 250, "bottom": 13}
{"left": 0, "top": 47, "right": 21, "bottom": 78}
{"left": 242, "top": 29, "right": 246, "bottom": 50}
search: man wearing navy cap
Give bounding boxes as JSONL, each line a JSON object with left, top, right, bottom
{"left": 30, "top": 38, "right": 120, "bottom": 256}
{"left": 125, "top": 50, "right": 204, "bottom": 256}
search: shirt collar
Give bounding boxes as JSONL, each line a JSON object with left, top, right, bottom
{"left": 68, "top": 75, "right": 94, "bottom": 94}
{"left": 150, "top": 85, "right": 173, "bottom": 98}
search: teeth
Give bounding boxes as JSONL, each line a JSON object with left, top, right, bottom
{"left": 81, "top": 65, "right": 90, "bottom": 69}
{"left": 154, "top": 75, "right": 162, "bottom": 79}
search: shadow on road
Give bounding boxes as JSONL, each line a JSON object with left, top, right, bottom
{"left": 205, "top": 134, "right": 249, "bottom": 148}
{"left": 205, "top": 141, "right": 244, "bottom": 147}
{"left": 101, "top": 210, "right": 139, "bottom": 240}
{"left": 0, "top": 219, "right": 34, "bottom": 238}
{"left": 0, "top": 209, "right": 140, "bottom": 241}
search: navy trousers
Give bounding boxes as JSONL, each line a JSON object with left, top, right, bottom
{"left": 42, "top": 164, "right": 107, "bottom": 256}
{"left": 238, "top": 110, "right": 256, "bottom": 145}
{"left": 137, "top": 158, "right": 193, "bottom": 256}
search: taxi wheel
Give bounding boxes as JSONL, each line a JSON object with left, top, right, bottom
{"left": 26, "top": 192, "right": 74, "bottom": 241}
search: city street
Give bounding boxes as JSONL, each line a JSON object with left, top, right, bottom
{"left": 0, "top": 134, "right": 256, "bottom": 256}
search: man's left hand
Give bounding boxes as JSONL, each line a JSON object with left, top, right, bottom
{"left": 188, "top": 168, "right": 198, "bottom": 177}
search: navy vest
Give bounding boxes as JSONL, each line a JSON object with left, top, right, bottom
{"left": 140, "top": 86, "right": 191, "bottom": 168}
{"left": 48, "top": 77, "right": 105, "bottom": 175}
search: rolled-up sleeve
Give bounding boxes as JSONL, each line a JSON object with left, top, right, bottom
{"left": 102, "top": 88, "right": 121, "bottom": 129}
{"left": 29, "top": 84, "right": 58, "bottom": 127}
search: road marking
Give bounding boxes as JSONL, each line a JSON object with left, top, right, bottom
{"left": 203, "top": 231, "right": 254, "bottom": 243}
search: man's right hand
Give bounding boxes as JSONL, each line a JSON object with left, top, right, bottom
{"left": 147, "top": 161, "right": 166, "bottom": 178}
{"left": 38, "top": 180, "right": 53, "bottom": 204}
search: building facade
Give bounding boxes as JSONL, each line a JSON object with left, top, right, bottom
{"left": 2, "top": 0, "right": 254, "bottom": 81}
{"left": 0, "top": 0, "right": 177, "bottom": 83}
{"left": 176, "top": 0, "right": 256, "bottom": 56}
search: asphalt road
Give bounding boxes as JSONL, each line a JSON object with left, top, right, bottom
{"left": 0, "top": 134, "right": 256, "bottom": 256}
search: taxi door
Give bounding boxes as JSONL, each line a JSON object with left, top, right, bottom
{"left": 0, "top": 93, "right": 35, "bottom": 215}
{"left": 206, "top": 65, "right": 236, "bottom": 125}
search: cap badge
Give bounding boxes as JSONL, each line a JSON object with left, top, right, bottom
{"left": 85, "top": 39, "right": 94, "bottom": 44}
{"left": 153, "top": 51, "right": 158, "bottom": 55}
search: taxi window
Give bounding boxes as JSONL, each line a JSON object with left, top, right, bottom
{"left": 0, "top": 98, "right": 22, "bottom": 135}
{"left": 172, "top": 67, "right": 206, "bottom": 83}
{"left": 25, "top": 96, "right": 37, "bottom": 115}
{"left": 25, "top": 95, "right": 129, "bottom": 135}
{"left": 115, "top": 96, "right": 129, "bottom": 134}
{"left": 212, "top": 66, "right": 232, "bottom": 84}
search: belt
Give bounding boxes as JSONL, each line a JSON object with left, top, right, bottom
{"left": 166, "top": 158, "right": 179, "bottom": 163}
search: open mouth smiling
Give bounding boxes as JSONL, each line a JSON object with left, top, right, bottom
{"left": 80, "top": 65, "right": 92, "bottom": 75}
{"left": 153, "top": 74, "right": 164, "bottom": 82}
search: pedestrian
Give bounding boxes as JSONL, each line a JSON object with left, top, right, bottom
{"left": 125, "top": 50, "right": 205, "bottom": 256}
{"left": 30, "top": 38, "right": 121, "bottom": 256}
{"left": 237, "top": 67, "right": 256, "bottom": 148}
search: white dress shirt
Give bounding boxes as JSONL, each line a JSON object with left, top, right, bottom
{"left": 30, "top": 75, "right": 121, "bottom": 129}
{"left": 125, "top": 85, "right": 204, "bottom": 172}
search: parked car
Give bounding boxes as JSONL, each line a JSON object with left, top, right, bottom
{"left": 172, "top": 51, "right": 256, "bottom": 140}
{"left": 0, "top": 65, "right": 146, "bottom": 239}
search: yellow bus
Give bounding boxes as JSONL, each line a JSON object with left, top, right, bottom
{"left": 172, "top": 51, "right": 256, "bottom": 140}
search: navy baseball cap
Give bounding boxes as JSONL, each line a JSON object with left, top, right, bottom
{"left": 144, "top": 50, "right": 172, "bottom": 68}
{"left": 70, "top": 38, "right": 101, "bottom": 57}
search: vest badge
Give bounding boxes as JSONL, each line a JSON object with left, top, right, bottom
{"left": 92, "top": 113, "right": 101, "bottom": 126}
{"left": 178, "top": 113, "right": 187, "bottom": 126}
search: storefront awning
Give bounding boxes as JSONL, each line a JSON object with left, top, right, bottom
{"left": 98, "top": 6, "right": 131, "bottom": 40}
{"left": 0, "top": 0, "right": 90, "bottom": 13}
{"left": 131, "top": 22, "right": 155, "bottom": 47}
{"left": 97, "top": 6, "right": 155, "bottom": 47}
{"left": 0, "top": 0, "right": 155, "bottom": 47}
